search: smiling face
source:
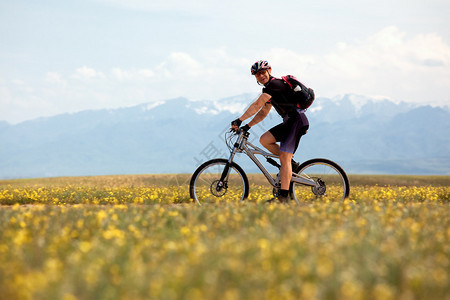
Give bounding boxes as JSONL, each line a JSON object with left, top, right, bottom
{"left": 254, "top": 69, "right": 271, "bottom": 85}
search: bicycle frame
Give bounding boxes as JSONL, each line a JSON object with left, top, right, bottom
{"left": 225, "top": 130, "right": 317, "bottom": 188}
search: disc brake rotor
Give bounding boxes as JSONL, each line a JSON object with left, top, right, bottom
{"left": 311, "top": 178, "right": 327, "bottom": 196}
{"left": 210, "top": 180, "right": 227, "bottom": 197}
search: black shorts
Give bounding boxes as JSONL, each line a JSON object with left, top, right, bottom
{"left": 269, "top": 110, "right": 309, "bottom": 154}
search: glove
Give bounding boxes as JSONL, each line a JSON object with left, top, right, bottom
{"left": 231, "top": 118, "right": 242, "bottom": 127}
{"left": 241, "top": 124, "right": 251, "bottom": 132}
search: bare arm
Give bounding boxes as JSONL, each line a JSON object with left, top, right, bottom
{"left": 248, "top": 102, "right": 272, "bottom": 127}
{"left": 239, "top": 93, "right": 271, "bottom": 122}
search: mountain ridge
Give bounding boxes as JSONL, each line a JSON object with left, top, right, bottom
{"left": 1, "top": 94, "right": 449, "bottom": 179}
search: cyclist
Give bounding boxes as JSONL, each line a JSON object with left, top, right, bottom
{"left": 231, "top": 60, "right": 309, "bottom": 203}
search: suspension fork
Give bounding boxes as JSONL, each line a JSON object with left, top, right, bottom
{"left": 218, "top": 132, "right": 245, "bottom": 185}
{"left": 218, "top": 148, "right": 237, "bottom": 185}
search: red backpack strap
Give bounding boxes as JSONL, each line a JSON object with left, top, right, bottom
{"left": 281, "top": 75, "right": 294, "bottom": 89}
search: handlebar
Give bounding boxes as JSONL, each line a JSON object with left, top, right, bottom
{"left": 226, "top": 127, "right": 250, "bottom": 152}
{"left": 229, "top": 125, "right": 250, "bottom": 134}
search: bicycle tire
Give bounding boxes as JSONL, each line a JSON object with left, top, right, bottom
{"left": 189, "top": 158, "right": 249, "bottom": 205}
{"left": 290, "top": 158, "right": 350, "bottom": 203}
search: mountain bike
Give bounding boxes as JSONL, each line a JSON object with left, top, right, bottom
{"left": 189, "top": 129, "right": 350, "bottom": 205}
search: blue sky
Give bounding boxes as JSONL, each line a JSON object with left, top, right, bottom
{"left": 1, "top": 0, "right": 449, "bottom": 123}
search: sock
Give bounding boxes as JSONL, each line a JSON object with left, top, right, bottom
{"left": 279, "top": 189, "right": 289, "bottom": 198}
{"left": 291, "top": 160, "right": 300, "bottom": 171}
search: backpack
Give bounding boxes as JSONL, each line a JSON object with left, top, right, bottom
{"left": 281, "top": 75, "right": 315, "bottom": 110}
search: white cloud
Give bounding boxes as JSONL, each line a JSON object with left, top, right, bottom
{"left": 137, "top": 69, "right": 155, "bottom": 78}
{"left": 156, "top": 52, "right": 203, "bottom": 78}
{"left": 0, "top": 81, "right": 12, "bottom": 106}
{"left": 72, "top": 66, "right": 105, "bottom": 80}
{"left": 263, "top": 26, "right": 450, "bottom": 105}
{"left": 45, "top": 72, "right": 66, "bottom": 87}
{"left": 111, "top": 68, "right": 155, "bottom": 81}
{"left": 1, "top": 26, "right": 449, "bottom": 124}
{"left": 111, "top": 68, "right": 130, "bottom": 81}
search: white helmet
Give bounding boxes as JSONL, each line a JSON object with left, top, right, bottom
{"left": 251, "top": 60, "right": 271, "bottom": 75}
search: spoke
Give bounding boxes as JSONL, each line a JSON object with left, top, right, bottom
{"left": 191, "top": 161, "right": 247, "bottom": 204}
{"left": 291, "top": 160, "right": 348, "bottom": 203}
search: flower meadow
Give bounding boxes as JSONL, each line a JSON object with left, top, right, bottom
{"left": 0, "top": 175, "right": 449, "bottom": 300}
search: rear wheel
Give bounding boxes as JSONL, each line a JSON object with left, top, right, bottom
{"left": 290, "top": 158, "right": 350, "bottom": 203}
{"left": 189, "top": 159, "right": 249, "bottom": 205}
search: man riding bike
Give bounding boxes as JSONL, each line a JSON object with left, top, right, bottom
{"left": 231, "top": 60, "right": 309, "bottom": 203}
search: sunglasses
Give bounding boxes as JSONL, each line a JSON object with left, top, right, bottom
{"left": 253, "top": 70, "right": 268, "bottom": 76}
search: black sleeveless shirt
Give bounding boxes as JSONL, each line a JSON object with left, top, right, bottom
{"left": 262, "top": 77, "right": 298, "bottom": 117}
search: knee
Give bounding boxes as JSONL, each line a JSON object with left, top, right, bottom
{"left": 279, "top": 151, "right": 294, "bottom": 164}
{"left": 259, "top": 135, "right": 267, "bottom": 147}
{"left": 259, "top": 134, "right": 270, "bottom": 147}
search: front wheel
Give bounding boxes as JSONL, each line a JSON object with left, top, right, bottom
{"left": 189, "top": 159, "right": 249, "bottom": 205}
{"left": 290, "top": 158, "right": 350, "bottom": 203}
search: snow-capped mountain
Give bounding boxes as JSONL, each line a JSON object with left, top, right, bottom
{"left": 0, "top": 95, "right": 449, "bottom": 179}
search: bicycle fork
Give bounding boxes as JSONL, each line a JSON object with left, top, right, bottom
{"left": 216, "top": 133, "right": 243, "bottom": 192}
{"left": 216, "top": 163, "right": 230, "bottom": 192}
